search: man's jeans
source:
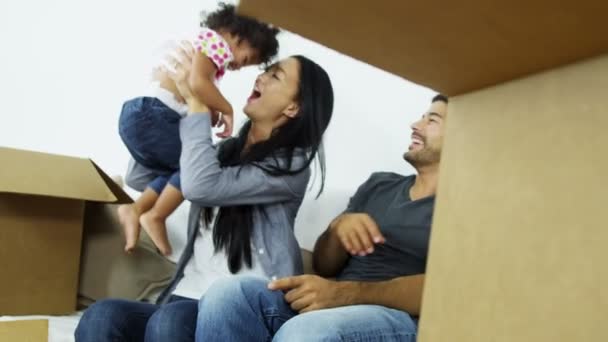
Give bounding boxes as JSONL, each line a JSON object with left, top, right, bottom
{"left": 74, "top": 296, "right": 196, "bottom": 342}
{"left": 197, "top": 276, "right": 418, "bottom": 342}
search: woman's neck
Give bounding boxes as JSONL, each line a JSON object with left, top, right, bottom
{"left": 245, "top": 122, "right": 273, "bottom": 148}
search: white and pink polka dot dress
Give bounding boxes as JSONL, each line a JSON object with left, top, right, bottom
{"left": 193, "top": 28, "right": 234, "bottom": 81}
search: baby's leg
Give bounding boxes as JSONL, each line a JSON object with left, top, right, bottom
{"left": 119, "top": 176, "right": 164, "bottom": 253}
{"left": 140, "top": 173, "right": 183, "bottom": 256}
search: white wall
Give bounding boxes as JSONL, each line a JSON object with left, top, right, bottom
{"left": 0, "top": 0, "right": 434, "bottom": 249}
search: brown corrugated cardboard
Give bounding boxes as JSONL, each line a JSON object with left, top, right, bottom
{"left": 1, "top": 146, "right": 130, "bottom": 202}
{"left": 0, "top": 147, "right": 131, "bottom": 315}
{"left": 0, "top": 320, "right": 48, "bottom": 342}
{"left": 418, "top": 54, "right": 608, "bottom": 341}
{"left": 238, "top": 0, "right": 608, "bottom": 95}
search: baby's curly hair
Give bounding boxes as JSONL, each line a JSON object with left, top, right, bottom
{"left": 201, "top": 3, "right": 280, "bottom": 65}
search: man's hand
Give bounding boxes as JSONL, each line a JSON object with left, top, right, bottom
{"left": 268, "top": 275, "right": 358, "bottom": 313}
{"left": 331, "top": 213, "right": 385, "bottom": 256}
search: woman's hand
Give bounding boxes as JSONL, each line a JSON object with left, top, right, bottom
{"left": 167, "top": 45, "right": 211, "bottom": 114}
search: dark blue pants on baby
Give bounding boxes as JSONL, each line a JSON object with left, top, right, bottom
{"left": 119, "top": 97, "right": 182, "bottom": 194}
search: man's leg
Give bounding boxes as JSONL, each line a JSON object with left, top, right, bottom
{"left": 145, "top": 296, "right": 198, "bottom": 342}
{"left": 196, "top": 276, "right": 298, "bottom": 342}
{"left": 273, "top": 305, "right": 418, "bottom": 342}
{"left": 75, "top": 298, "right": 159, "bottom": 341}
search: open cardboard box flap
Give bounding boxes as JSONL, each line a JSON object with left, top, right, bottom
{"left": 0, "top": 146, "right": 131, "bottom": 203}
{"left": 238, "top": 0, "right": 608, "bottom": 95}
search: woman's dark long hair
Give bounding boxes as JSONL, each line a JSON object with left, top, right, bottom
{"left": 205, "top": 55, "right": 334, "bottom": 273}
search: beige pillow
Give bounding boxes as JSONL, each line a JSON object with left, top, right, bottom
{"left": 78, "top": 202, "right": 176, "bottom": 307}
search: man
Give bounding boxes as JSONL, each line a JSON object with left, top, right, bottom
{"left": 195, "top": 94, "right": 448, "bottom": 341}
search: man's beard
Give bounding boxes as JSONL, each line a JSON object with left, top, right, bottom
{"left": 403, "top": 146, "right": 441, "bottom": 167}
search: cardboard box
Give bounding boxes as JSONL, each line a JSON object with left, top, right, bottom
{"left": 0, "top": 320, "right": 47, "bottom": 342}
{"left": 420, "top": 54, "right": 608, "bottom": 342}
{"left": 238, "top": 1, "right": 608, "bottom": 340}
{"left": 0, "top": 147, "right": 131, "bottom": 315}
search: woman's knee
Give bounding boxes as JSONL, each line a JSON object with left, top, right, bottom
{"left": 145, "top": 300, "right": 197, "bottom": 342}
{"left": 201, "top": 275, "right": 269, "bottom": 310}
{"left": 197, "top": 276, "right": 290, "bottom": 342}
{"left": 75, "top": 299, "right": 134, "bottom": 340}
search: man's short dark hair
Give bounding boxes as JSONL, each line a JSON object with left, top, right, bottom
{"left": 432, "top": 94, "right": 448, "bottom": 104}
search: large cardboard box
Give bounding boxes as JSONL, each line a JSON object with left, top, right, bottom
{"left": 420, "top": 54, "right": 608, "bottom": 341}
{"left": 238, "top": 1, "right": 608, "bottom": 340}
{"left": 0, "top": 147, "right": 131, "bottom": 315}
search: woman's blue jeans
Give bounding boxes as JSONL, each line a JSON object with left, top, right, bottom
{"left": 74, "top": 295, "right": 196, "bottom": 342}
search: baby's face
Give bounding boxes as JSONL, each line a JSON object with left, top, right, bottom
{"left": 228, "top": 40, "right": 259, "bottom": 70}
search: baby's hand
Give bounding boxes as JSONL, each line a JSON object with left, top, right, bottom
{"left": 210, "top": 110, "right": 220, "bottom": 127}
{"left": 216, "top": 112, "right": 233, "bottom": 138}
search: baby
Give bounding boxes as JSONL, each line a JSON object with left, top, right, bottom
{"left": 118, "top": 3, "right": 279, "bottom": 255}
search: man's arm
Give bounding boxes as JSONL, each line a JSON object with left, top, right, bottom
{"left": 347, "top": 274, "right": 425, "bottom": 315}
{"left": 313, "top": 213, "right": 385, "bottom": 277}
{"left": 269, "top": 274, "right": 425, "bottom": 315}
{"left": 312, "top": 216, "right": 349, "bottom": 277}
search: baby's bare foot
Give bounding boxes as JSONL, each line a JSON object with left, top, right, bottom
{"left": 118, "top": 204, "right": 140, "bottom": 253}
{"left": 140, "top": 211, "right": 172, "bottom": 256}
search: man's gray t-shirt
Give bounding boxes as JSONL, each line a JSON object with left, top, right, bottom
{"left": 336, "top": 172, "right": 435, "bottom": 282}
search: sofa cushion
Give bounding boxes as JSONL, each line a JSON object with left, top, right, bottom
{"left": 78, "top": 202, "right": 176, "bottom": 307}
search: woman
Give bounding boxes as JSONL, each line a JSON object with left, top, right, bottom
{"left": 75, "top": 51, "right": 334, "bottom": 341}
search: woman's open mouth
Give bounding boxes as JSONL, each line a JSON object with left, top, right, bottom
{"left": 247, "top": 89, "right": 262, "bottom": 103}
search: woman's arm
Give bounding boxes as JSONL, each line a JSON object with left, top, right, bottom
{"left": 179, "top": 114, "right": 309, "bottom": 207}
{"left": 170, "top": 49, "right": 308, "bottom": 207}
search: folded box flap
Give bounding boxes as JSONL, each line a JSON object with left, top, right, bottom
{"left": 0, "top": 147, "right": 132, "bottom": 203}
{"left": 238, "top": 0, "right": 608, "bottom": 95}
{"left": 91, "top": 161, "right": 133, "bottom": 204}
{"left": 0, "top": 320, "right": 48, "bottom": 341}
